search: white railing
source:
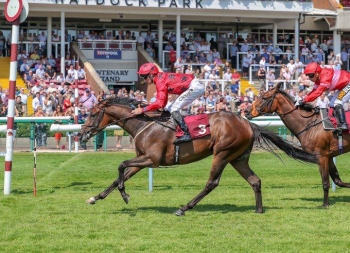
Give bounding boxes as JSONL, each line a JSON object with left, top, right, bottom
{"left": 226, "top": 42, "right": 295, "bottom": 62}
{"left": 16, "top": 41, "right": 70, "bottom": 58}
{"left": 77, "top": 39, "right": 137, "bottom": 51}
{"left": 263, "top": 79, "right": 299, "bottom": 91}
{"left": 233, "top": 51, "right": 325, "bottom": 72}
{"left": 198, "top": 78, "right": 240, "bottom": 96}
{"left": 248, "top": 63, "right": 305, "bottom": 85}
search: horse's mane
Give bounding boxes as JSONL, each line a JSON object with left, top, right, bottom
{"left": 278, "top": 89, "right": 296, "bottom": 103}
{"left": 278, "top": 88, "right": 314, "bottom": 112}
{"left": 102, "top": 96, "right": 140, "bottom": 108}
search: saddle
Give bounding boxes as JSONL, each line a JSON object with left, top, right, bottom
{"left": 176, "top": 114, "right": 211, "bottom": 139}
{"left": 144, "top": 110, "right": 170, "bottom": 122}
{"left": 144, "top": 110, "right": 211, "bottom": 139}
{"left": 320, "top": 108, "right": 350, "bottom": 134}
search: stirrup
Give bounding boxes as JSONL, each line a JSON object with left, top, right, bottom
{"left": 173, "top": 134, "right": 192, "bottom": 144}
{"left": 339, "top": 124, "right": 348, "bottom": 130}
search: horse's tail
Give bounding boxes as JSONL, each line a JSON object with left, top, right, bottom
{"left": 249, "top": 122, "right": 318, "bottom": 164}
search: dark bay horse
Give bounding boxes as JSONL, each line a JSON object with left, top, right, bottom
{"left": 250, "top": 82, "right": 350, "bottom": 207}
{"left": 79, "top": 96, "right": 317, "bottom": 215}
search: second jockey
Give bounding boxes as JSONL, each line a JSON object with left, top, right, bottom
{"left": 303, "top": 62, "right": 350, "bottom": 131}
{"left": 131, "top": 63, "right": 205, "bottom": 144}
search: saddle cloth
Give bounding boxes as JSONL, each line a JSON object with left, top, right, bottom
{"left": 320, "top": 108, "right": 350, "bottom": 133}
{"left": 176, "top": 114, "right": 210, "bottom": 139}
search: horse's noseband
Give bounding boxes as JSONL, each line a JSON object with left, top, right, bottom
{"left": 256, "top": 92, "right": 276, "bottom": 114}
{"left": 85, "top": 107, "right": 106, "bottom": 134}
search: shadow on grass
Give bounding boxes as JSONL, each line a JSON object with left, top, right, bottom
{"left": 52, "top": 181, "right": 94, "bottom": 190}
{"left": 11, "top": 189, "right": 34, "bottom": 194}
{"left": 300, "top": 195, "right": 350, "bottom": 204}
{"left": 110, "top": 204, "right": 277, "bottom": 215}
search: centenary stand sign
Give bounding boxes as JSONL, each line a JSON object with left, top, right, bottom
{"left": 96, "top": 69, "right": 137, "bottom": 82}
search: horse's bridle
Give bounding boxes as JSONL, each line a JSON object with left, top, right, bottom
{"left": 255, "top": 92, "right": 277, "bottom": 115}
{"left": 257, "top": 91, "right": 315, "bottom": 118}
{"left": 256, "top": 92, "right": 296, "bottom": 117}
{"left": 85, "top": 105, "right": 134, "bottom": 135}
{"left": 257, "top": 90, "right": 322, "bottom": 137}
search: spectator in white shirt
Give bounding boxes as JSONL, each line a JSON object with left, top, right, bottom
{"left": 136, "top": 32, "right": 145, "bottom": 47}
{"left": 35, "top": 65, "right": 46, "bottom": 79}
{"left": 294, "top": 58, "right": 304, "bottom": 79}
{"left": 38, "top": 31, "right": 47, "bottom": 49}
{"left": 77, "top": 66, "right": 87, "bottom": 79}
{"left": 56, "top": 73, "right": 65, "bottom": 84}
{"left": 316, "top": 92, "right": 329, "bottom": 109}
{"left": 223, "top": 68, "right": 232, "bottom": 81}
{"left": 67, "top": 64, "right": 76, "bottom": 76}
{"left": 286, "top": 59, "right": 296, "bottom": 79}
{"left": 174, "top": 57, "right": 183, "bottom": 73}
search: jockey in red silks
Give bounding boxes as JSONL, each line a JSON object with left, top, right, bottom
{"left": 131, "top": 63, "right": 205, "bottom": 144}
{"left": 303, "top": 62, "right": 350, "bottom": 130}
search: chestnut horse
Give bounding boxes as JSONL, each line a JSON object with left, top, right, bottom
{"left": 79, "top": 96, "right": 317, "bottom": 215}
{"left": 250, "top": 82, "right": 350, "bottom": 207}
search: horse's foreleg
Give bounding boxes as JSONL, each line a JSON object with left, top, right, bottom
{"left": 118, "top": 155, "right": 154, "bottom": 204}
{"left": 86, "top": 167, "right": 141, "bottom": 205}
{"left": 175, "top": 157, "right": 227, "bottom": 216}
{"left": 230, "top": 159, "right": 263, "bottom": 213}
{"left": 318, "top": 156, "right": 330, "bottom": 207}
{"left": 329, "top": 158, "right": 350, "bottom": 188}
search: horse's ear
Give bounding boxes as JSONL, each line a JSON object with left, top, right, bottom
{"left": 259, "top": 87, "right": 265, "bottom": 94}
{"left": 276, "top": 82, "right": 283, "bottom": 90}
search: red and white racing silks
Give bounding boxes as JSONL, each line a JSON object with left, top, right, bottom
{"left": 304, "top": 69, "right": 350, "bottom": 103}
{"left": 143, "top": 72, "right": 195, "bottom": 112}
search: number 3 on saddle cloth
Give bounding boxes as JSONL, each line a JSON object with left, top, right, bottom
{"left": 175, "top": 114, "right": 210, "bottom": 139}
{"left": 320, "top": 108, "right": 350, "bottom": 133}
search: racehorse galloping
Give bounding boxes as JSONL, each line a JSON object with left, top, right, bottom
{"left": 250, "top": 82, "right": 350, "bottom": 207}
{"left": 79, "top": 96, "right": 317, "bottom": 215}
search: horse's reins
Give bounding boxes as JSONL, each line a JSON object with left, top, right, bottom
{"left": 87, "top": 106, "right": 134, "bottom": 133}
{"left": 89, "top": 104, "right": 173, "bottom": 141}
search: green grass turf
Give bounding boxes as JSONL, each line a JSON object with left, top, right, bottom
{"left": 0, "top": 151, "right": 350, "bottom": 253}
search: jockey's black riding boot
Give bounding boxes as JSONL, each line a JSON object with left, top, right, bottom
{"left": 335, "top": 104, "right": 348, "bottom": 131}
{"left": 171, "top": 111, "right": 192, "bottom": 144}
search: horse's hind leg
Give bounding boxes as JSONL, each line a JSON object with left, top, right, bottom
{"left": 175, "top": 157, "right": 227, "bottom": 216}
{"left": 230, "top": 158, "right": 263, "bottom": 213}
{"left": 329, "top": 158, "right": 350, "bottom": 188}
{"left": 86, "top": 167, "right": 141, "bottom": 205}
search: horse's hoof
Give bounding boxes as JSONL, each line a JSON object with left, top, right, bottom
{"left": 86, "top": 197, "right": 96, "bottom": 205}
{"left": 175, "top": 209, "right": 185, "bottom": 216}
{"left": 123, "top": 194, "right": 130, "bottom": 204}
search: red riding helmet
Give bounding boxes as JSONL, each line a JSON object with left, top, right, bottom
{"left": 137, "top": 63, "right": 159, "bottom": 75}
{"left": 304, "top": 62, "right": 322, "bottom": 75}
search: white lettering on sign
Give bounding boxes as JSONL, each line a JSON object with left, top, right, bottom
{"left": 97, "top": 51, "right": 119, "bottom": 56}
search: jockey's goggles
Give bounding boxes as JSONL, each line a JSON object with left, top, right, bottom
{"left": 139, "top": 74, "right": 149, "bottom": 80}
{"left": 305, "top": 73, "right": 315, "bottom": 79}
